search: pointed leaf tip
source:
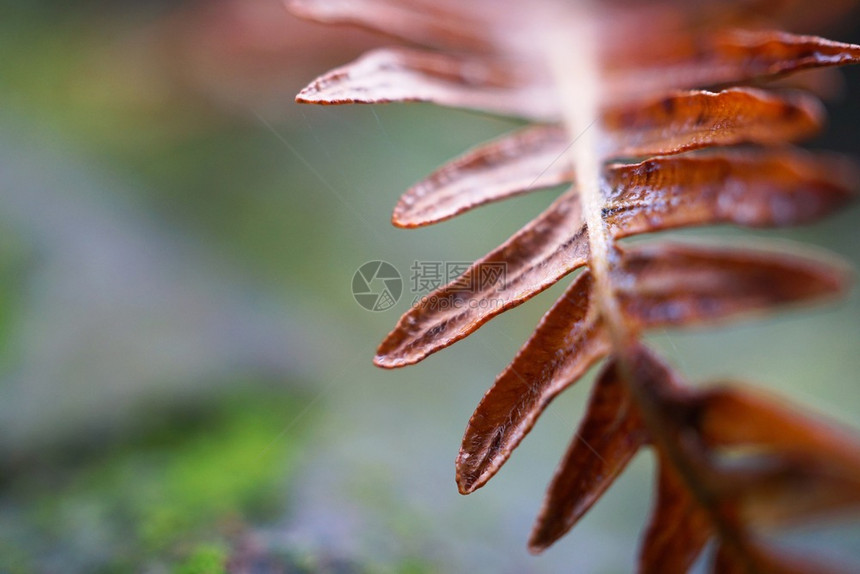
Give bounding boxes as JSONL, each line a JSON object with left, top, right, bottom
{"left": 457, "top": 243, "right": 850, "bottom": 495}
{"left": 392, "top": 125, "right": 570, "bottom": 228}
{"left": 531, "top": 346, "right": 686, "bottom": 552}
{"left": 528, "top": 356, "right": 645, "bottom": 551}
{"left": 293, "top": 47, "right": 557, "bottom": 119}
{"left": 455, "top": 271, "right": 609, "bottom": 495}
{"left": 375, "top": 189, "right": 588, "bottom": 368}
{"left": 639, "top": 456, "right": 712, "bottom": 574}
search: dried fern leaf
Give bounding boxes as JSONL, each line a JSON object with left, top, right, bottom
{"left": 392, "top": 125, "right": 570, "bottom": 228}
{"left": 456, "top": 244, "right": 849, "bottom": 493}
{"left": 696, "top": 387, "right": 860, "bottom": 476}
{"left": 606, "top": 150, "right": 856, "bottom": 235}
{"left": 722, "top": 0, "right": 860, "bottom": 32}
{"left": 286, "top": 0, "right": 499, "bottom": 52}
{"left": 391, "top": 125, "right": 569, "bottom": 228}
{"left": 527, "top": 357, "right": 648, "bottom": 552}
{"left": 732, "top": 456, "right": 860, "bottom": 527}
{"left": 377, "top": 150, "right": 854, "bottom": 368}
{"left": 296, "top": 31, "right": 860, "bottom": 115}
{"left": 374, "top": 190, "right": 587, "bottom": 368}
{"left": 394, "top": 88, "right": 824, "bottom": 228}
{"left": 296, "top": 47, "right": 555, "bottom": 119}
{"left": 456, "top": 271, "right": 607, "bottom": 493}
{"left": 638, "top": 456, "right": 712, "bottom": 574}
{"left": 287, "top": 0, "right": 860, "bottom": 52}
{"left": 601, "top": 88, "right": 823, "bottom": 158}
{"left": 292, "top": 0, "right": 860, "bottom": 567}
{"left": 607, "top": 29, "right": 860, "bottom": 101}
{"left": 713, "top": 541, "right": 852, "bottom": 574}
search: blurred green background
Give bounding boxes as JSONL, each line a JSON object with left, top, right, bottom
{"left": 1, "top": 1, "right": 859, "bottom": 572}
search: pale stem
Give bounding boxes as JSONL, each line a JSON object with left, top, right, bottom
{"left": 541, "top": 2, "right": 756, "bottom": 568}
{"left": 542, "top": 4, "right": 629, "bottom": 351}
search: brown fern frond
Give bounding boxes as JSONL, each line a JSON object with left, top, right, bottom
{"left": 392, "top": 88, "right": 825, "bottom": 228}
{"left": 458, "top": 245, "right": 849, "bottom": 494}
{"left": 290, "top": 0, "right": 860, "bottom": 571}
{"left": 375, "top": 149, "right": 854, "bottom": 367}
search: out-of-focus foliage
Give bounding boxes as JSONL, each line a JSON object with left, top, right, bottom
{"left": 1, "top": 390, "right": 311, "bottom": 572}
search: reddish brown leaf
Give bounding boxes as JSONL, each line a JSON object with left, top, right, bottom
{"left": 713, "top": 541, "right": 852, "bottom": 574}
{"left": 695, "top": 387, "right": 860, "bottom": 477}
{"left": 730, "top": 456, "right": 860, "bottom": 527}
{"left": 295, "top": 29, "right": 860, "bottom": 121}
{"left": 295, "top": 47, "right": 555, "bottom": 120}
{"left": 456, "top": 271, "right": 609, "bottom": 494}
{"left": 619, "top": 244, "right": 850, "bottom": 327}
{"left": 605, "top": 150, "right": 857, "bottom": 235}
{"left": 296, "top": 30, "right": 860, "bottom": 118}
{"left": 392, "top": 125, "right": 570, "bottom": 228}
{"left": 707, "top": 29, "right": 860, "bottom": 75}
{"left": 601, "top": 88, "right": 823, "bottom": 158}
{"left": 393, "top": 88, "right": 823, "bottom": 228}
{"left": 608, "top": 29, "right": 860, "bottom": 102}
{"left": 456, "top": 244, "right": 847, "bottom": 493}
{"left": 288, "top": 0, "right": 860, "bottom": 60}
{"left": 295, "top": 0, "right": 860, "bottom": 565}
{"left": 285, "top": 0, "right": 713, "bottom": 66}
{"left": 292, "top": 5, "right": 860, "bottom": 112}
{"left": 680, "top": 385, "right": 860, "bottom": 539}
{"left": 718, "top": 0, "right": 860, "bottom": 33}
{"left": 378, "top": 149, "right": 854, "bottom": 369}
{"left": 584, "top": 3, "right": 859, "bottom": 83}
{"left": 527, "top": 357, "right": 647, "bottom": 552}
{"left": 375, "top": 189, "right": 588, "bottom": 368}
{"left": 640, "top": 456, "right": 713, "bottom": 574}
{"left": 286, "top": 0, "right": 502, "bottom": 53}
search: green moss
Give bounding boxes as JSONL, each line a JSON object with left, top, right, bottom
{"left": 3, "top": 388, "right": 313, "bottom": 571}
{"left": 173, "top": 544, "right": 228, "bottom": 574}
{"left": 132, "top": 396, "right": 303, "bottom": 552}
